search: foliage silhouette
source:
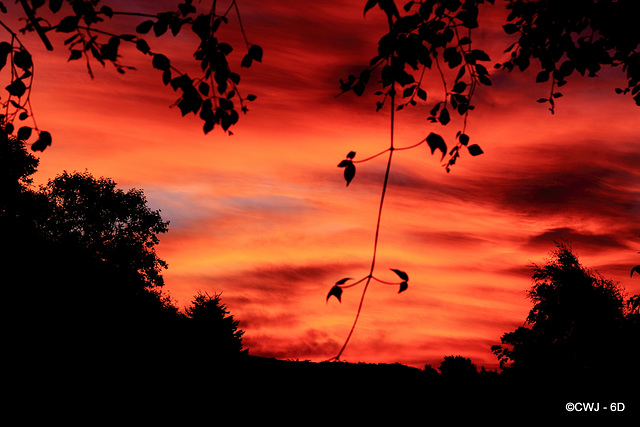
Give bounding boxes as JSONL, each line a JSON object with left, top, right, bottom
{"left": 340, "top": 0, "right": 640, "bottom": 170}
{"left": 438, "top": 355, "right": 479, "bottom": 378}
{"left": 327, "top": 0, "right": 639, "bottom": 361}
{"left": 492, "top": 242, "right": 640, "bottom": 379}
{"left": 183, "top": 291, "right": 247, "bottom": 359}
{"left": 0, "top": 0, "right": 261, "bottom": 150}
{"left": 37, "top": 170, "right": 169, "bottom": 289}
{"left": 2, "top": 132, "right": 247, "bottom": 373}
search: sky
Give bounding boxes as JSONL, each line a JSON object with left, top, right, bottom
{"left": 6, "top": 1, "right": 639, "bottom": 370}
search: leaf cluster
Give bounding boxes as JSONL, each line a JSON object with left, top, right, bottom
{"left": 0, "top": 29, "right": 52, "bottom": 151}
{"left": 340, "top": 0, "right": 491, "bottom": 171}
{"left": 0, "top": 0, "right": 262, "bottom": 149}
{"left": 341, "top": 0, "right": 640, "bottom": 170}
{"left": 497, "top": 0, "right": 640, "bottom": 110}
{"left": 136, "top": 3, "right": 261, "bottom": 134}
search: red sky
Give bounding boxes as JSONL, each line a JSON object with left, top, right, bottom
{"left": 7, "top": 1, "right": 639, "bottom": 370}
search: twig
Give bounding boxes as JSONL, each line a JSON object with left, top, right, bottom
{"left": 18, "top": 0, "right": 53, "bottom": 51}
{"left": 334, "top": 85, "right": 396, "bottom": 360}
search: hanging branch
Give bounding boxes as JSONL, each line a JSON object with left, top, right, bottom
{"left": 327, "top": 0, "right": 489, "bottom": 360}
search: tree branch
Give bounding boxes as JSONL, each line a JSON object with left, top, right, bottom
{"left": 18, "top": 0, "right": 53, "bottom": 51}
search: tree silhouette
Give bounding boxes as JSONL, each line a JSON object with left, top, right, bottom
{"left": 183, "top": 291, "right": 247, "bottom": 360}
{"left": 438, "top": 355, "right": 479, "bottom": 378}
{"left": 492, "top": 242, "right": 638, "bottom": 378}
{"left": 0, "top": 127, "right": 39, "bottom": 229}
{"left": 36, "top": 170, "right": 169, "bottom": 290}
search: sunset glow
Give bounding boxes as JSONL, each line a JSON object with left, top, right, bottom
{"left": 12, "top": 0, "right": 639, "bottom": 370}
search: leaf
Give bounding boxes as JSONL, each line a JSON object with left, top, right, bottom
{"left": 179, "top": 1, "right": 197, "bottom": 16}
{"left": 153, "top": 17, "right": 170, "bottom": 37}
{"left": 399, "top": 281, "right": 408, "bottom": 293}
{"left": 152, "top": 53, "right": 171, "bottom": 71}
{"left": 364, "top": 0, "right": 378, "bottom": 15}
{"left": 452, "top": 81, "right": 467, "bottom": 93}
{"left": 170, "top": 73, "right": 192, "bottom": 91}
{"left": 100, "top": 6, "right": 114, "bottom": 18}
{"left": 344, "top": 162, "right": 356, "bottom": 186}
{"left": 14, "top": 50, "right": 32, "bottom": 71}
{"left": 426, "top": 132, "right": 447, "bottom": 160}
{"left": 631, "top": 265, "right": 640, "bottom": 278}
{"left": 438, "top": 107, "right": 450, "bottom": 125}
{"left": 6, "top": 79, "right": 27, "bottom": 97}
{"left": 136, "top": 39, "right": 150, "bottom": 54}
{"left": 198, "top": 81, "right": 210, "bottom": 96}
{"left": 249, "top": 45, "right": 263, "bottom": 62}
{"left": 49, "top": 0, "right": 63, "bottom": 13}
{"left": 241, "top": 54, "right": 252, "bottom": 68}
{"left": 335, "top": 278, "right": 352, "bottom": 285}
{"left": 136, "top": 20, "right": 154, "bottom": 34}
{"left": 459, "top": 133, "right": 469, "bottom": 146}
{"left": 326, "top": 285, "right": 343, "bottom": 303}
{"left": 31, "top": 130, "right": 52, "bottom": 152}
{"left": 443, "top": 47, "right": 462, "bottom": 68}
{"left": 56, "top": 15, "right": 79, "bottom": 33}
{"left": 471, "top": 49, "right": 490, "bottom": 62}
{"left": 68, "top": 49, "right": 82, "bottom": 61}
{"left": 17, "top": 126, "right": 32, "bottom": 141}
{"left": 347, "top": 151, "right": 356, "bottom": 159}
{"left": 162, "top": 69, "right": 172, "bottom": 85}
{"left": 335, "top": 159, "right": 356, "bottom": 185}
{"left": 536, "top": 70, "right": 549, "bottom": 83}
{"left": 246, "top": 94, "right": 257, "bottom": 101}
{"left": 390, "top": 268, "right": 409, "bottom": 281}
{"left": 477, "top": 74, "right": 492, "bottom": 86}
{"left": 0, "top": 41, "right": 11, "bottom": 71}
{"left": 467, "top": 144, "right": 483, "bottom": 156}
{"left": 402, "top": 86, "right": 415, "bottom": 98}
{"left": 170, "top": 18, "right": 183, "bottom": 36}
{"left": 203, "top": 120, "right": 214, "bottom": 135}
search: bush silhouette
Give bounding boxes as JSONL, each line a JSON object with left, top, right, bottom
{"left": 438, "top": 355, "right": 479, "bottom": 378}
